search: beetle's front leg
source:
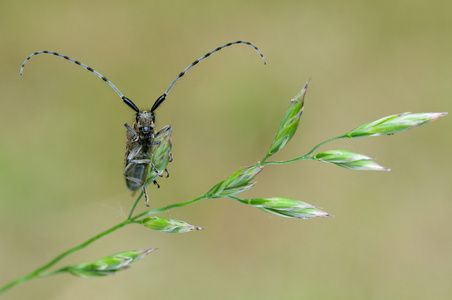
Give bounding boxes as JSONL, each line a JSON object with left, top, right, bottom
{"left": 155, "top": 125, "right": 172, "bottom": 138}
{"left": 125, "top": 123, "right": 138, "bottom": 141}
{"left": 151, "top": 125, "right": 172, "bottom": 146}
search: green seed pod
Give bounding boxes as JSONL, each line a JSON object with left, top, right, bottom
{"left": 236, "top": 197, "right": 332, "bottom": 219}
{"left": 207, "top": 165, "right": 263, "bottom": 198}
{"left": 344, "top": 112, "right": 448, "bottom": 138}
{"left": 312, "top": 150, "right": 390, "bottom": 171}
{"left": 146, "top": 129, "right": 172, "bottom": 184}
{"left": 67, "top": 249, "right": 156, "bottom": 278}
{"left": 268, "top": 82, "right": 308, "bottom": 156}
{"left": 139, "top": 216, "right": 202, "bottom": 233}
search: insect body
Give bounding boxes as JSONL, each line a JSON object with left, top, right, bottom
{"left": 123, "top": 113, "right": 172, "bottom": 199}
{"left": 20, "top": 41, "right": 266, "bottom": 206}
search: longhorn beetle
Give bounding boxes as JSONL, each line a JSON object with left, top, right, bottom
{"left": 20, "top": 41, "right": 266, "bottom": 206}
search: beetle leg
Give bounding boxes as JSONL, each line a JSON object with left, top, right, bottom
{"left": 123, "top": 161, "right": 135, "bottom": 176}
{"left": 125, "top": 155, "right": 159, "bottom": 175}
{"left": 153, "top": 180, "right": 160, "bottom": 188}
{"left": 150, "top": 125, "right": 172, "bottom": 146}
{"left": 142, "top": 186, "right": 149, "bottom": 206}
{"left": 127, "top": 144, "right": 142, "bottom": 162}
{"left": 125, "top": 176, "right": 150, "bottom": 206}
{"left": 125, "top": 123, "right": 139, "bottom": 141}
{"left": 154, "top": 125, "right": 172, "bottom": 139}
{"left": 126, "top": 145, "right": 158, "bottom": 174}
{"left": 131, "top": 159, "right": 159, "bottom": 173}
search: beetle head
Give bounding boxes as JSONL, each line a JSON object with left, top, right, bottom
{"left": 135, "top": 111, "right": 155, "bottom": 135}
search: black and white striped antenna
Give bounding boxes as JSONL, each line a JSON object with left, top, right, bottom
{"left": 151, "top": 41, "right": 266, "bottom": 112}
{"left": 20, "top": 50, "right": 140, "bottom": 112}
{"left": 20, "top": 41, "right": 266, "bottom": 113}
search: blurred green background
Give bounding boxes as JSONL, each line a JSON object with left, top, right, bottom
{"left": 1, "top": 0, "right": 451, "bottom": 299}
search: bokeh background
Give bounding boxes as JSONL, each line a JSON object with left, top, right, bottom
{"left": 1, "top": 0, "right": 451, "bottom": 299}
